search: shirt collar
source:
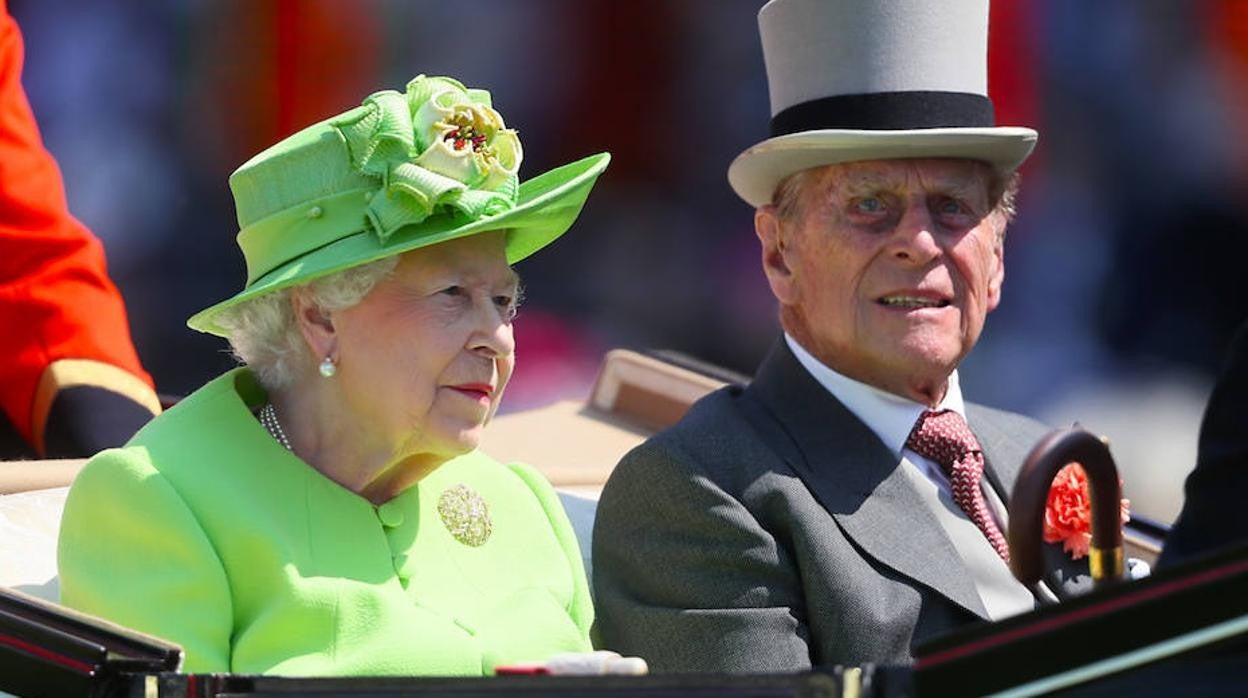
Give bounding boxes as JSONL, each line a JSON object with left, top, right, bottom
{"left": 783, "top": 333, "right": 966, "bottom": 457}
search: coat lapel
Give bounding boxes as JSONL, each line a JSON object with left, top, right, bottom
{"left": 743, "top": 339, "right": 991, "bottom": 620}
{"left": 967, "top": 407, "right": 1026, "bottom": 503}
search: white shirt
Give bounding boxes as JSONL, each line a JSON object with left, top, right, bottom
{"left": 784, "top": 333, "right": 967, "bottom": 497}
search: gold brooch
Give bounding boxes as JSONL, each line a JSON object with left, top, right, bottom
{"left": 437, "top": 484, "right": 492, "bottom": 547}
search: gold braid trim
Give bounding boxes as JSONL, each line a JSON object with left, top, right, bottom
{"left": 31, "top": 359, "right": 161, "bottom": 455}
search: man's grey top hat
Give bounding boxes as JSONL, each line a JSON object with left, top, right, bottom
{"left": 728, "top": 0, "right": 1037, "bottom": 208}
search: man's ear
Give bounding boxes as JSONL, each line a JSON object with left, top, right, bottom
{"left": 290, "top": 290, "right": 337, "bottom": 363}
{"left": 986, "top": 223, "right": 1006, "bottom": 312}
{"left": 756, "top": 206, "right": 799, "bottom": 304}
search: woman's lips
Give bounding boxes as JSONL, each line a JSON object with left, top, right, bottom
{"left": 449, "top": 383, "right": 494, "bottom": 403}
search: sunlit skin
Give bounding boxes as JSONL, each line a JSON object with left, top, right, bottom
{"left": 271, "top": 231, "right": 519, "bottom": 505}
{"left": 755, "top": 158, "right": 1007, "bottom": 406}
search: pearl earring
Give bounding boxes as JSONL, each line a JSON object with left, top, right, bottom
{"left": 319, "top": 356, "right": 337, "bottom": 378}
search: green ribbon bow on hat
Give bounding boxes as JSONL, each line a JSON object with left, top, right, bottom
{"left": 188, "top": 73, "right": 610, "bottom": 338}
{"left": 335, "top": 75, "right": 522, "bottom": 243}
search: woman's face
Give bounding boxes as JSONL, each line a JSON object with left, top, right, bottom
{"left": 329, "top": 231, "right": 519, "bottom": 462}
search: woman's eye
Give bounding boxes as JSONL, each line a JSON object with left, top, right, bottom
{"left": 937, "top": 199, "right": 965, "bottom": 215}
{"left": 494, "top": 295, "right": 518, "bottom": 319}
{"left": 440, "top": 285, "right": 464, "bottom": 297}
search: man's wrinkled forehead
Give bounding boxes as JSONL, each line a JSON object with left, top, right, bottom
{"left": 818, "top": 158, "right": 994, "bottom": 196}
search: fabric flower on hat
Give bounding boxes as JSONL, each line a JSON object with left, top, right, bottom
{"left": 332, "top": 75, "right": 521, "bottom": 243}
{"left": 1042, "top": 463, "right": 1131, "bottom": 559}
{"left": 410, "top": 76, "right": 521, "bottom": 192}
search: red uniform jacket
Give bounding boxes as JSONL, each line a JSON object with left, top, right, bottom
{"left": 0, "top": 1, "right": 158, "bottom": 457}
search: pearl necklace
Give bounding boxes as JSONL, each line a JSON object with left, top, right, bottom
{"left": 259, "top": 403, "right": 293, "bottom": 452}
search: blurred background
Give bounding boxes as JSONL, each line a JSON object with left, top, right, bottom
{"left": 9, "top": 0, "right": 1248, "bottom": 523}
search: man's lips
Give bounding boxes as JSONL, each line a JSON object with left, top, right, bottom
{"left": 875, "top": 290, "right": 952, "bottom": 309}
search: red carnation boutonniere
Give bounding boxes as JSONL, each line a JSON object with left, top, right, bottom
{"left": 1042, "top": 463, "right": 1131, "bottom": 559}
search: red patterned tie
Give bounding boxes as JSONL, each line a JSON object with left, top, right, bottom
{"left": 906, "top": 409, "right": 1011, "bottom": 562}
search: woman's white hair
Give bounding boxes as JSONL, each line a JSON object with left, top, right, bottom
{"left": 214, "top": 257, "right": 399, "bottom": 390}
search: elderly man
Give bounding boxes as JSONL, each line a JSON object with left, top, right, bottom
{"left": 592, "top": 0, "right": 1089, "bottom": 673}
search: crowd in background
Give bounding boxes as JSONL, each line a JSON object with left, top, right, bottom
{"left": 10, "top": 0, "right": 1248, "bottom": 523}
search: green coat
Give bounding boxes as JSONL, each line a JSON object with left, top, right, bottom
{"left": 57, "top": 368, "right": 592, "bottom": 676}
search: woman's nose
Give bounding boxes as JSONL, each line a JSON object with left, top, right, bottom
{"left": 470, "top": 302, "right": 516, "bottom": 358}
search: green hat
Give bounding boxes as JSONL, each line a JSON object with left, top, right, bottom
{"left": 188, "top": 75, "right": 610, "bottom": 336}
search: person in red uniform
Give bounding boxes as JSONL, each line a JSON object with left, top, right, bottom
{"left": 0, "top": 0, "right": 159, "bottom": 459}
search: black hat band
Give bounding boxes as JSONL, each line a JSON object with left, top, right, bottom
{"left": 770, "top": 91, "right": 996, "bottom": 138}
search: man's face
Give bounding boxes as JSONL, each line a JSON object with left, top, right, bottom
{"left": 756, "top": 158, "right": 1006, "bottom": 404}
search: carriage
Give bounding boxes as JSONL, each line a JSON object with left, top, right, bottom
{"left": 0, "top": 350, "right": 1242, "bottom": 697}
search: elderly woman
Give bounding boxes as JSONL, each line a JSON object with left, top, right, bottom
{"left": 56, "top": 75, "right": 609, "bottom": 676}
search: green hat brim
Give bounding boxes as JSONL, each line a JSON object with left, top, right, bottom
{"left": 188, "top": 152, "right": 610, "bottom": 337}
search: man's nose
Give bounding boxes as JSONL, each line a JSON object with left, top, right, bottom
{"left": 887, "top": 201, "right": 942, "bottom": 264}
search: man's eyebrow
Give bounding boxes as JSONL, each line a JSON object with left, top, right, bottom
{"left": 931, "top": 173, "right": 994, "bottom": 204}
{"left": 835, "top": 169, "right": 898, "bottom": 194}
{"left": 936, "top": 178, "right": 983, "bottom": 197}
{"left": 836, "top": 168, "right": 987, "bottom": 199}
